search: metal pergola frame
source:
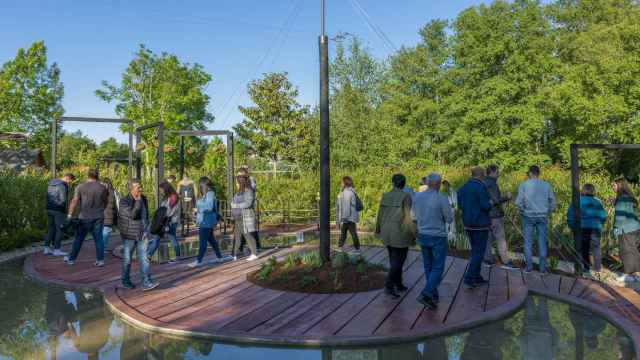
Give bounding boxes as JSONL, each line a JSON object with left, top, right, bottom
{"left": 136, "top": 123, "right": 165, "bottom": 209}
{"left": 570, "top": 143, "right": 640, "bottom": 274}
{"left": 166, "top": 130, "right": 235, "bottom": 204}
{"left": 51, "top": 117, "right": 134, "bottom": 180}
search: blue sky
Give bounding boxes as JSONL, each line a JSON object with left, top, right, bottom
{"left": 1, "top": 0, "right": 490, "bottom": 143}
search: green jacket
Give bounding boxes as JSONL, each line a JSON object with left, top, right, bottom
{"left": 375, "top": 189, "right": 415, "bottom": 248}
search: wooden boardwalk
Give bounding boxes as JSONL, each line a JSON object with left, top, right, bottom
{"left": 24, "top": 236, "right": 640, "bottom": 350}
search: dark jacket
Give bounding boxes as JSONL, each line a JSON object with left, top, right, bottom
{"left": 458, "top": 178, "right": 492, "bottom": 230}
{"left": 118, "top": 194, "right": 149, "bottom": 241}
{"left": 103, "top": 187, "right": 118, "bottom": 226}
{"left": 46, "top": 179, "right": 69, "bottom": 213}
{"left": 375, "top": 189, "right": 415, "bottom": 248}
{"left": 485, "top": 176, "right": 509, "bottom": 218}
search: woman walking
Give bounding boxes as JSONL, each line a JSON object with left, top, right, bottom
{"left": 375, "top": 174, "right": 415, "bottom": 298}
{"left": 147, "top": 181, "right": 182, "bottom": 263}
{"left": 231, "top": 172, "right": 259, "bottom": 261}
{"left": 101, "top": 178, "right": 118, "bottom": 250}
{"left": 188, "top": 177, "right": 230, "bottom": 267}
{"left": 337, "top": 176, "right": 361, "bottom": 252}
{"left": 613, "top": 178, "right": 640, "bottom": 282}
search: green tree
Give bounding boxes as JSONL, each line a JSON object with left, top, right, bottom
{"left": 96, "top": 137, "right": 129, "bottom": 160}
{"left": 96, "top": 45, "right": 213, "bottom": 171}
{"left": 235, "top": 72, "right": 312, "bottom": 166}
{"left": 0, "top": 41, "right": 63, "bottom": 151}
{"left": 57, "top": 130, "right": 97, "bottom": 168}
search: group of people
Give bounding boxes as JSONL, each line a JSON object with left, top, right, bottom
{"left": 45, "top": 167, "right": 263, "bottom": 292}
{"left": 367, "top": 165, "right": 640, "bottom": 309}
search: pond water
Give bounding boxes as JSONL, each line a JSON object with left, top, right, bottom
{"left": 0, "top": 259, "right": 635, "bottom": 360}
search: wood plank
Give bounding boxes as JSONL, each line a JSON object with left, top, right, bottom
{"left": 507, "top": 270, "right": 526, "bottom": 299}
{"left": 273, "top": 293, "right": 354, "bottom": 335}
{"left": 541, "top": 273, "right": 562, "bottom": 293}
{"left": 558, "top": 276, "right": 576, "bottom": 295}
{"left": 250, "top": 294, "right": 331, "bottom": 334}
{"left": 569, "top": 278, "right": 589, "bottom": 298}
{"left": 305, "top": 290, "right": 380, "bottom": 336}
{"left": 485, "top": 267, "right": 508, "bottom": 311}
{"left": 522, "top": 271, "right": 545, "bottom": 292}
{"left": 222, "top": 292, "right": 309, "bottom": 332}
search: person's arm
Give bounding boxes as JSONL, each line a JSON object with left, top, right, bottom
{"left": 231, "top": 189, "right": 254, "bottom": 209}
{"left": 515, "top": 183, "right": 525, "bottom": 211}
{"left": 596, "top": 200, "right": 608, "bottom": 225}
{"left": 375, "top": 198, "right": 383, "bottom": 235}
{"left": 68, "top": 190, "right": 80, "bottom": 217}
{"left": 201, "top": 191, "right": 216, "bottom": 212}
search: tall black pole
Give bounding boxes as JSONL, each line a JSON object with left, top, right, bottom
{"left": 179, "top": 136, "right": 185, "bottom": 180}
{"left": 319, "top": 0, "right": 331, "bottom": 263}
{"left": 51, "top": 118, "right": 58, "bottom": 178}
{"left": 570, "top": 144, "right": 582, "bottom": 275}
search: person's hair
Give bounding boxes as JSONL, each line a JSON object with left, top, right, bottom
{"left": 421, "top": 177, "right": 428, "bottom": 185}
{"left": 128, "top": 178, "right": 142, "bottom": 190}
{"left": 63, "top": 173, "right": 76, "bottom": 181}
{"left": 528, "top": 165, "right": 541, "bottom": 177}
{"left": 583, "top": 183, "right": 596, "bottom": 196}
{"left": 87, "top": 169, "right": 99, "bottom": 180}
{"left": 342, "top": 176, "right": 353, "bottom": 188}
{"left": 615, "top": 177, "right": 637, "bottom": 203}
{"left": 159, "top": 180, "right": 177, "bottom": 199}
{"left": 470, "top": 166, "right": 485, "bottom": 178}
{"left": 101, "top": 177, "right": 113, "bottom": 190}
{"left": 198, "top": 176, "right": 213, "bottom": 197}
{"left": 236, "top": 174, "right": 249, "bottom": 193}
{"left": 442, "top": 180, "right": 450, "bottom": 187}
{"left": 391, "top": 174, "right": 406, "bottom": 189}
{"left": 486, "top": 164, "right": 499, "bottom": 176}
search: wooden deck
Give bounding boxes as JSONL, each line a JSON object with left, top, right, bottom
{"left": 24, "top": 236, "right": 640, "bottom": 350}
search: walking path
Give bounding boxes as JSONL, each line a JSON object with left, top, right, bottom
{"left": 23, "top": 236, "right": 640, "bottom": 352}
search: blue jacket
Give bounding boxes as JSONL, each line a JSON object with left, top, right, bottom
{"left": 457, "top": 178, "right": 492, "bottom": 230}
{"left": 196, "top": 190, "right": 218, "bottom": 228}
{"left": 567, "top": 195, "right": 607, "bottom": 231}
{"left": 46, "top": 179, "right": 69, "bottom": 213}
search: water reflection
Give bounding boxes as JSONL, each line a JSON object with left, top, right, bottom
{"left": 0, "top": 259, "right": 635, "bottom": 360}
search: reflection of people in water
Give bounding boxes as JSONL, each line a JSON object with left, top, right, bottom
{"left": 460, "top": 321, "right": 509, "bottom": 360}
{"left": 45, "top": 288, "right": 76, "bottom": 360}
{"left": 421, "top": 337, "right": 448, "bottom": 360}
{"left": 617, "top": 329, "right": 635, "bottom": 360}
{"left": 64, "top": 291, "right": 112, "bottom": 360}
{"left": 120, "top": 324, "right": 148, "bottom": 360}
{"left": 519, "top": 297, "right": 557, "bottom": 360}
{"left": 568, "top": 305, "right": 606, "bottom": 354}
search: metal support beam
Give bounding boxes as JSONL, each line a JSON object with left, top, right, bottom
{"left": 179, "top": 136, "right": 185, "bottom": 180}
{"left": 570, "top": 144, "right": 582, "bottom": 275}
{"left": 51, "top": 118, "right": 58, "bottom": 178}
{"left": 59, "top": 116, "right": 132, "bottom": 123}
{"left": 318, "top": 5, "right": 331, "bottom": 262}
{"left": 227, "top": 133, "right": 235, "bottom": 204}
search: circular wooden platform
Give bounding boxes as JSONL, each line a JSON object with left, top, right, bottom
{"left": 23, "top": 236, "right": 640, "bottom": 349}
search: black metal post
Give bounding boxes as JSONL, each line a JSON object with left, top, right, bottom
{"left": 135, "top": 131, "right": 142, "bottom": 180}
{"left": 227, "top": 133, "right": 235, "bottom": 203}
{"left": 318, "top": 0, "right": 331, "bottom": 263}
{"left": 128, "top": 128, "right": 133, "bottom": 183}
{"left": 179, "top": 136, "right": 185, "bottom": 180}
{"left": 570, "top": 144, "right": 583, "bottom": 274}
{"left": 51, "top": 118, "right": 58, "bottom": 178}
{"left": 156, "top": 123, "right": 165, "bottom": 209}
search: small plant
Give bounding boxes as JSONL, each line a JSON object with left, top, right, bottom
{"left": 299, "top": 275, "right": 319, "bottom": 288}
{"left": 257, "top": 262, "right": 274, "bottom": 281}
{"left": 332, "top": 252, "right": 349, "bottom": 270}
{"left": 356, "top": 261, "right": 366, "bottom": 274}
{"left": 301, "top": 251, "right": 323, "bottom": 270}
{"left": 276, "top": 272, "right": 290, "bottom": 283}
{"left": 283, "top": 252, "right": 302, "bottom": 271}
{"left": 267, "top": 256, "right": 277, "bottom": 267}
{"left": 548, "top": 257, "right": 559, "bottom": 272}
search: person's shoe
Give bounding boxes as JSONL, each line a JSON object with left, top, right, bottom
{"left": 232, "top": 256, "right": 239, "bottom": 261}
{"left": 385, "top": 287, "right": 400, "bottom": 298}
{"left": 500, "top": 261, "right": 518, "bottom": 270}
{"left": 246, "top": 254, "right": 259, "bottom": 261}
{"left": 209, "top": 257, "right": 222, "bottom": 264}
{"left": 52, "top": 249, "right": 68, "bottom": 256}
{"left": 433, "top": 292, "right": 440, "bottom": 304}
{"left": 396, "top": 284, "right": 409, "bottom": 293}
{"left": 416, "top": 294, "right": 438, "bottom": 310}
{"left": 523, "top": 268, "right": 534, "bottom": 274}
{"left": 43, "top": 246, "right": 51, "bottom": 255}
{"left": 121, "top": 281, "right": 135, "bottom": 290}
{"left": 168, "top": 258, "right": 177, "bottom": 264}
{"left": 187, "top": 261, "right": 204, "bottom": 268}
{"left": 142, "top": 282, "right": 159, "bottom": 291}
{"left": 94, "top": 261, "right": 105, "bottom": 267}
{"left": 474, "top": 278, "right": 489, "bottom": 286}
{"left": 63, "top": 256, "right": 74, "bottom": 265}
{"left": 221, "top": 255, "right": 234, "bottom": 262}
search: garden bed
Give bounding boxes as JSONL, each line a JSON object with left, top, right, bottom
{"left": 248, "top": 250, "right": 386, "bottom": 293}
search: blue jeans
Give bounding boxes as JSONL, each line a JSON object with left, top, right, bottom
{"left": 419, "top": 234, "right": 448, "bottom": 299}
{"left": 102, "top": 225, "right": 112, "bottom": 249}
{"left": 69, "top": 218, "right": 104, "bottom": 262}
{"left": 464, "top": 230, "right": 489, "bottom": 284}
{"left": 523, "top": 216, "right": 548, "bottom": 272}
{"left": 46, "top": 210, "right": 65, "bottom": 250}
{"left": 197, "top": 227, "right": 222, "bottom": 262}
{"left": 147, "top": 223, "right": 181, "bottom": 258}
{"left": 122, "top": 238, "right": 152, "bottom": 286}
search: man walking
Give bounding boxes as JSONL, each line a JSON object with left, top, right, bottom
{"left": 64, "top": 169, "right": 108, "bottom": 266}
{"left": 45, "top": 173, "right": 75, "bottom": 256}
{"left": 412, "top": 172, "right": 453, "bottom": 309}
{"left": 484, "top": 165, "right": 517, "bottom": 269}
{"left": 119, "top": 179, "right": 159, "bottom": 291}
{"left": 515, "top": 166, "right": 556, "bottom": 273}
{"left": 458, "top": 167, "right": 492, "bottom": 288}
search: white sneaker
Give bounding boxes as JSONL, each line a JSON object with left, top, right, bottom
{"left": 94, "top": 261, "right": 104, "bottom": 267}
{"left": 616, "top": 274, "right": 639, "bottom": 283}
{"left": 63, "top": 256, "right": 74, "bottom": 265}
{"left": 209, "top": 258, "right": 222, "bottom": 264}
{"left": 53, "top": 249, "right": 68, "bottom": 256}
{"left": 246, "top": 254, "right": 259, "bottom": 261}
{"left": 188, "top": 261, "right": 204, "bottom": 268}
{"left": 43, "top": 247, "right": 51, "bottom": 255}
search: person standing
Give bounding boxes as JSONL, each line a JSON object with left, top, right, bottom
{"left": 484, "top": 165, "right": 517, "bottom": 269}
{"left": 147, "top": 181, "right": 182, "bottom": 263}
{"left": 613, "top": 178, "right": 640, "bottom": 282}
{"left": 118, "top": 179, "right": 159, "bottom": 290}
{"left": 567, "top": 184, "right": 607, "bottom": 274}
{"left": 458, "top": 167, "right": 492, "bottom": 288}
{"left": 442, "top": 180, "right": 458, "bottom": 243}
{"left": 64, "top": 169, "right": 108, "bottom": 266}
{"left": 45, "top": 173, "right": 75, "bottom": 256}
{"left": 100, "top": 178, "right": 118, "bottom": 251}
{"left": 337, "top": 176, "right": 361, "bottom": 252}
{"left": 375, "top": 174, "right": 415, "bottom": 298}
{"left": 412, "top": 172, "right": 453, "bottom": 309}
{"left": 189, "top": 177, "right": 230, "bottom": 267}
{"left": 515, "top": 166, "right": 556, "bottom": 273}
{"left": 231, "top": 173, "right": 260, "bottom": 261}
{"left": 178, "top": 175, "right": 196, "bottom": 235}
{"left": 238, "top": 166, "right": 261, "bottom": 251}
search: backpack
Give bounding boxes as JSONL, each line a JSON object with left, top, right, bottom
{"left": 149, "top": 206, "right": 169, "bottom": 235}
{"left": 355, "top": 192, "right": 364, "bottom": 212}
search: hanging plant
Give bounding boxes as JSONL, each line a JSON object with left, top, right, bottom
{"left": 136, "top": 143, "right": 147, "bottom": 152}
{"left": 164, "top": 145, "right": 175, "bottom": 153}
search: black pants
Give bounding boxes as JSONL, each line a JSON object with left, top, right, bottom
{"left": 339, "top": 222, "right": 360, "bottom": 250}
{"left": 386, "top": 246, "right": 408, "bottom": 290}
{"left": 240, "top": 231, "right": 261, "bottom": 252}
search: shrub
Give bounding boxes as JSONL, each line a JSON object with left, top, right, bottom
{"left": 331, "top": 252, "right": 349, "bottom": 270}
{"left": 283, "top": 252, "right": 302, "bottom": 271}
{"left": 299, "top": 275, "right": 319, "bottom": 288}
{"left": 301, "top": 251, "right": 323, "bottom": 270}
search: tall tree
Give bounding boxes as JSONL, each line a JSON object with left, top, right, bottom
{"left": 57, "top": 130, "right": 97, "bottom": 169}
{"left": 96, "top": 137, "right": 129, "bottom": 160}
{"left": 0, "top": 41, "right": 63, "bottom": 151}
{"left": 96, "top": 45, "right": 213, "bottom": 170}
{"left": 234, "top": 72, "right": 312, "bottom": 166}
